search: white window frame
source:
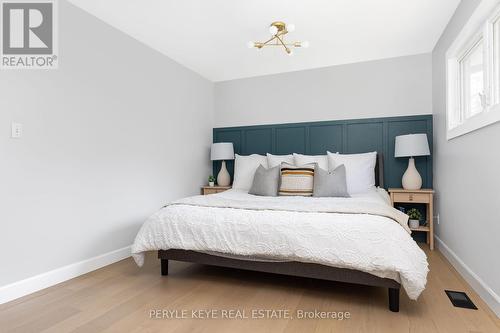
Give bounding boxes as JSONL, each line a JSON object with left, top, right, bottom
{"left": 446, "top": 0, "right": 500, "bottom": 140}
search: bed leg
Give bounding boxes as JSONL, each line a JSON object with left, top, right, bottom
{"left": 388, "top": 288, "right": 400, "bottom": 312}
{"left": 161, "top": 259, "right": 169, "bottom": 276}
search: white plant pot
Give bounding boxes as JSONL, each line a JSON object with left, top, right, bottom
{"left": 409, "top": 219, "right": 420, "bottom": 229}
{"left": 208, "top": 181, "right": 215, "bottom": 187}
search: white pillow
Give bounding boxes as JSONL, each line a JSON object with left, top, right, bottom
{"left": 266, "top": 153, "right": 294, "bottom": 168}
{"left": 327, "top": 151, "right": 377, "bottom": 194}
{"left": 293, "top": 153, "right": 328, "bottom": 170}
{"left": 232, "top": 154, "right": 268, "bottom": 191}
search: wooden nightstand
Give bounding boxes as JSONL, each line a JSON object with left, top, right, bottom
{"left": 201, "top": 185, "right": 231, "bottom": 195}
{"left": 389, "top": 188, "right": 435, "bottom": 250}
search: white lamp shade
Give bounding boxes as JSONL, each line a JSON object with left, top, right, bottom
{"left": 211, "top": 142, "right": 234, "bottom": 161}
{"left": 394, "top": 134, "right": 430, "bottom": 157}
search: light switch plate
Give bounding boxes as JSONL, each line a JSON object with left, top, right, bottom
{"left": 11, "top": 122, "right": 22, "bottom": 138}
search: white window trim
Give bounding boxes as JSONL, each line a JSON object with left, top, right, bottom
{"left": 446, "top": 0, "right": 500, "bottom": 140}
{"left": 447, "top": 104, "right": 500, "bottom": 139}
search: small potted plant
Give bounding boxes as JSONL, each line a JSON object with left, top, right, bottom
{"left": 407, "top": 208, "right": 422, "bottom": 229}
{"left": 208, "top": 175, "right": 216, "bottom": 187}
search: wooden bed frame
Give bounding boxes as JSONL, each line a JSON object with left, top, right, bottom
{"left": 157, "top": 154, "right": 401, "bottom": 312}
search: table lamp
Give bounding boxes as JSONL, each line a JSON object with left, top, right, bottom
{"left": 394, "top": 134, "right": 430, "bottom": 190}
{"left": 210, "top": 142, "right": 234, "bottom": 186}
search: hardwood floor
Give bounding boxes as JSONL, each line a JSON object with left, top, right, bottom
{"left": 1, "top": 246, "right": 499, "bottom": 333}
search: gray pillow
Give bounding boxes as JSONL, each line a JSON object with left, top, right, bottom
{"left": 248, "top": 165, "right": 280, "bottom": 196}
{"left": 313, "top": 165, "right": 350, "bottom": 197}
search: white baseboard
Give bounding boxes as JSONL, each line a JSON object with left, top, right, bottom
{"left": 435, "top": 235, "right": 500, "bottom": 318}
{"left": 0, "top": 245, "right": 131, "bottom": 305}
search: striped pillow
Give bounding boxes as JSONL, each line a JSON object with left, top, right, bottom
{"left": 279, "top": 162, "right": 316, "bottom": 196}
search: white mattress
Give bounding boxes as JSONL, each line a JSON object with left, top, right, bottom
{"left": 132, "top": 187, "right": 428, "bottom": 299}
{"left": 200, "top": 187, "right": 394, "bottom": 263}
{"left": 216, "top": 187, "right": 392, "bottom": 204}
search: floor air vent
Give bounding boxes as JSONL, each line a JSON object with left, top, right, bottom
{"left": 445, "top": 290, "right": 477, "bottom": 309}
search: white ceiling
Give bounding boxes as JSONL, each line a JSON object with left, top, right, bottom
{"left": 68, "top": 0, "right": 460, "bottom": 82}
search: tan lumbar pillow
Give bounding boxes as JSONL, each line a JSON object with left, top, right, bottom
{"left": 278, "top": 162, "right": 316, "bottom": 196}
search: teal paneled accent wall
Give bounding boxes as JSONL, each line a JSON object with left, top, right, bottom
{"left": 213, "top": 115, "right": 433, "bottom": 189}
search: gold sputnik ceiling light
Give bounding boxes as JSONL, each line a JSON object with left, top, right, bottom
{"left": 247, "top": 21, "right": 309, "bottom": 55}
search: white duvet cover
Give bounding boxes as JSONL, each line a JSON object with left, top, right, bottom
{"left": 132, "top": 188, "right": 428, "bottom": 300}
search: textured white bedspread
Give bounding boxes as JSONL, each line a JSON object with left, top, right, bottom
{"left": 132, "top": 189, "right": 428, "bottom": 299}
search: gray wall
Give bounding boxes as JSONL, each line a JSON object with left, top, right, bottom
{"left": 215, "top": 54, "right": 432, "bottom": 127}
{"left": 0, "top": 1, "right": 213, "bottom": 286}
{"left": 432, "top": 0, "right": 500, "bottom": 315}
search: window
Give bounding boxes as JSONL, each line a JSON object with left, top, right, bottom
{"left": 460, "top": 38, "right": 485, "bottom": 119}
{"left": 446, "top": 2, "right": 500, "bottom": 140}
{"left": 493, "top": 16, "right": 500, "bottom": 104}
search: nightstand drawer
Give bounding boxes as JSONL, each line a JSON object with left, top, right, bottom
{"left": 392, "top": 192, "right": 430, "bottom": 203}
{"left": 201, "top": 186, "right": 231, "bottom": 195}
{"left": 204, "top": 188, "right": 225, "bottom": 195}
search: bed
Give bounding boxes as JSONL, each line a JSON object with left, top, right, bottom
{"left": 132, "top": 155, "right": 429, "bottom": 312}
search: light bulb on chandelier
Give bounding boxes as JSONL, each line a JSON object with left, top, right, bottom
{"left": 269, "top": 25, "right": 278, "bottom": 35}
